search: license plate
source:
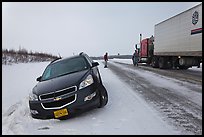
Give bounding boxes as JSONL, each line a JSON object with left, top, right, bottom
{"left": 54, "top": 108, "right": 68, "bottom": 118}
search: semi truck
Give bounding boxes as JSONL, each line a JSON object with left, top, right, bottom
{"left": 138, "top": 3, "right": 202, "bottom": 69}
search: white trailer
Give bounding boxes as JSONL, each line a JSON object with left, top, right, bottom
{"left": 152, "top": 3, "right": 202, "bottom": 69}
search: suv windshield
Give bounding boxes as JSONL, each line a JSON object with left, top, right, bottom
{"left": 41, "top": 57, "right": 89, "bottom": 81}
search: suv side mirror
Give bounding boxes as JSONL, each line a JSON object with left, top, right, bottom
{"left": 92, "top": 62, "right": 99, "bottom": 67}
{"left": 36, "top": 76, "right": 42, "bottom": 82}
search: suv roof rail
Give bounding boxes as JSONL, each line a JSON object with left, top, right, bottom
{"left": 79, "top": 52, "right": 84, "bottom": 56}
{"left": 50, "top": 57, "right": 62, "bottom": 63}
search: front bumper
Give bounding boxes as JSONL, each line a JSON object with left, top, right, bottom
{"left": 29, "top": 84, "right": 100, "bottom": 119}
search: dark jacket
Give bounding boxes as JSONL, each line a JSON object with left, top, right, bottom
{"left": 104, "top": 54, "right": 108, "bottom": 61}
{"left": 132, "top": 51, "right": 138, "bottom": 60}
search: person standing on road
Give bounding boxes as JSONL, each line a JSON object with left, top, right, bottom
{"left": 104, "top": 52, "right": 108, "bottom": 68}
{"left": 132, "top": 50, "right": 139, "bottom": 66}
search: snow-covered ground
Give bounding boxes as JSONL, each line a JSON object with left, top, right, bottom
{"left": 2, "top": 59, "right": 201, "bottom": 135}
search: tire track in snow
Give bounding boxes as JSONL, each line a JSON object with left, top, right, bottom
{"left": 106, "top": 61, "right": 202, "bottom": 135}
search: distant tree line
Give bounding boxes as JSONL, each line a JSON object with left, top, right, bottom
{"left": 2, "top": 48, "right": 59, "bottom": 65}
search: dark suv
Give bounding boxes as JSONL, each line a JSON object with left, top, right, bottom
{"left": 29, "top": 52, "right": 108, "bottom": 119}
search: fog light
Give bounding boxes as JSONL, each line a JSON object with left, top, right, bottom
{"left": 84, "top": 92, "right": 96, "bottom": 101}
{"left": 30, "top": 110, "right": 39, "bottom": 115}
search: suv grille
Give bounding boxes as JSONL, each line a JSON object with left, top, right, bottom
{"left": 39, "top": 86, "right": 76, "bottom": 100}
{"left": 42, "top": 95, "right": 76, "bottom": 109}
{"left": 39, "top": 86, "right": 77, "bottom": 109}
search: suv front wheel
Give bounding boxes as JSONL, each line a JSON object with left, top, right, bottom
{"left": 98, "top": 84, "right": 108, "bottom": 108}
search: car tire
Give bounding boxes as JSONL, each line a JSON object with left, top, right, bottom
{"left": 98, "top": 84, "right": 108, "bottom": 108}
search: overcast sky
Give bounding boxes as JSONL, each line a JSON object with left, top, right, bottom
{"left": 2, "top": 2, "right": 201, "bottom": 57}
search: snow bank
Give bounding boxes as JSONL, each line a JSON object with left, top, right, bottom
{"left": 2, "top": 61, "right": 183, "bottom": 135}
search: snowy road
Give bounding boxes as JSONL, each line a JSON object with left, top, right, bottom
{"left": 106, "top": 60, "right": 202, "bottom": 135}
{"left": 2, "top": 60, "right": 202, "bottom": 135}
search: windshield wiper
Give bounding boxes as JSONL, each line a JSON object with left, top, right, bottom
{"left": 57, "top": 69, "right": 87, "bottom": 78}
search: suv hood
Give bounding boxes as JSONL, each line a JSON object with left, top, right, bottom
{"left": 33, "top": 69, "right": 90, "bottom": 95}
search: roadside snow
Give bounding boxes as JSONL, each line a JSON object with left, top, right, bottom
{"left": 2, "top": 62, "right": 50, "bottom": 111}
{"left": 2, "top": 61, "right": 187, "bottom": 135}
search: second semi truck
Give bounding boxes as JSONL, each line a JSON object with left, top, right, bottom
{"left": 138, "top": 3, "right": 202, "bottom": 69}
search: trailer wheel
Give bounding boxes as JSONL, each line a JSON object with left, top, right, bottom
{"left": 167, "top": 61, "right": 173, "bottom": 69}
{"left": 159, "top": 57, "right": 167, "bottom": 69}
{"left": 151, "top": 57, "right": 159, "bottom": 68}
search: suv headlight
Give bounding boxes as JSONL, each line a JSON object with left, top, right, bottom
{"left": 79, "top": 74, "right": 94, "bottom": 90}
{"left": 29, "top": 93, "right": 38, "bottom": 101}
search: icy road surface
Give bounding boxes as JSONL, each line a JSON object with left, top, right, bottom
{"left": 107, "top": 59, "right": 202, "bottom": 135}
{"left": 2, "top": 60, "right": 201, "bottom": 135}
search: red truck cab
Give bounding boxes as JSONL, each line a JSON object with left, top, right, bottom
{"left": 139, "top": 36, "right": 154, "bottom": 64}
